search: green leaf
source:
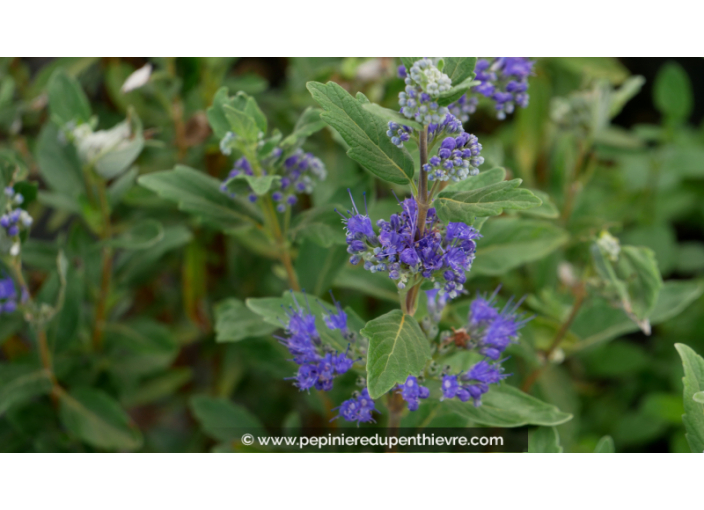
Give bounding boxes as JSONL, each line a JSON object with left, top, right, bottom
{"left": 307, "top": 81, "right": 415, "bottom": 185}
{"left": 295, "top": 242, "right": 349, "bottom": 297}
{"left": 47, "top": 69, "right": 91, "bottom": 125}
{"left": 246, "top": 291, "right": 348, "bottom": 351}
{"left": 334, "top": 265, "right": 399, "bottom": 303}
{"left": 109, "top": 219, "right": 164, "bottom": 250}
{"left": 58, "top": 387, "right": 142, "bottom": 451}
{"left": 190, "top": 395, "right": 263, "bottom": 442}
{"left": 35, "top": 124, "right": 85, "bottom": 198}
{"left": 674, "top": 344, "right": 704, "bottom": 453}
{"left": 443, "top": 166, "right": 506, "bottom": 192}
{"left": 570, "top": 280, "right": 704, "bottom": 352}
{"left": 471, "top": 218, "right": 569, "bottom": 276}
{"left": 138, "top": 165, "right": 262, "bottom": 229}
{"left": 223, "top": 105, "right": 259, "bottom": 143}
{"left": 610, "top": 75, "right": 645, "bottom": 118}
{"left": 361, "top": 102, "right": 422, "bottom": 131}
{"left": 0, "top": 370, "right": 53, "bottom": 415}
{"left": 434, "top": 179, "right": 542, "bottom": 223}
{"left": 594, "top": 436, "right": 615, "bottom": 453}
{"left": 121, "top": 369, "right": 192, "bottom": 407}
{"left": 225, "top": 174, "right": 280, "bottom": 196}
{"left": 528, "top": 426, "right": 563, "bottom": 453}
{"left": 361, "top": 310, "right": 432, "bottom": 399}
{"left": 444, "top": 384, "right": 573, "bottom": 427}
{"left": 288, "top": 204, "right": 346, "bottom": 248}
{"left": 207, "top": 87, "right": 237, "bottom": 139}
{"left": 214, "top": 298, "right": 277, "bottom": 343}
{"left": 281, "top": 107, "right": 327, "bottom": 147}
{"left": 244, "top": 96, "right": 267, "bottom": 133}
{"left": 519, "top": 189, "right": 559, "bottom": 218}
{"left": 591, "top": 240, "right": 663, "bottom": 332}
{"left": 437, "top": 76, "right": 479, "bottom": 107}
{"left": 616, "top": 245, "right": 663, "bottom": 321}
{"left": 654, "top": 61, "right": 693, "bottom": 122}
{"left": 108, "top": 166, "right": 139, "bottom": 206}
{"left": 693, "top": 392, "right": 704, "bottom": 405}
{"left": 443, "top": 57, "right": 477, "bottom": 86}
{"left": 400, "top": 57, "right": 422, "bottom": 69}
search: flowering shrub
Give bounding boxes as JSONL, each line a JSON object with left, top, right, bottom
{"left": 0, "top": 57, "right": 703, "bottom": 453}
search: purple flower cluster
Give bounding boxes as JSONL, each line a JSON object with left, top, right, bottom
{"left": 339, "top": 192, "right": 480, "bottom": 297}
{"left": 397, "top": 375, "right": 430, "bottom": 411}
{"left": 2, "top": 187, "right": 32, "bottom": 240}
{"left": 468, "top": 289, "right": 529, "bottom": 360}
{"left": 335, "top": 388, "right": 377, "bottom": 424}
{"left": 437, "top": 290, "right": 529, "bottom": 406}
{"left": 386, "top": 121, "right": 412, "bottom": 148}
{"left": 425, "top": 288, "right": 450, "bottom": 323}
{"left": 0, "top": 276, "right": 18, "bottom": 314}
{"left": 474, "top": 58, "right": 534, "bottom": 120}
{"left": 220, "top": 157, "right": 258, "bottom": 202}
{"left": 441, "top": 360, "right": 508, "bottom": 407}
{"left": 399, "top": 58, "right": 452, "bottom": 125}
{"left": 278, "top": 293, "right": 355, "bottom": 392}
{"left": 271, "top": 149, "right": 326, "bottom": 213}
{"left": 322, "top": 294, "right": 354, "bottom": 341}
{"left": 447, "top": 94, "right": 478, "bottom": 123}
{"left": 428, "top": 113, "right": 463, "bottom": 143}
{"left": 423, "top": 133, "right": 483, "bottom": 182}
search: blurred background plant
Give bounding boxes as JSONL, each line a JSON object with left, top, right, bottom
{"left": 0, "top": 57, "right": 702, "bottom": 452}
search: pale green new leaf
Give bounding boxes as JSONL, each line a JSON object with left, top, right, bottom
{"left": 361, "top": 310, "right": 432, "bottom": 399}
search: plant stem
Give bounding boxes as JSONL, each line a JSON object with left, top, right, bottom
{"left": 262, "top": 195, "right": 300, "bottom": 291}
{"left": 521, "top": 285, "right": 586, "bottom": 392}
{"left": 386, "top": 391, "right": 404, "bottom": 452}
{"left": 415, "top": 126, "right": 430, "bottom": 240}
{"left": 91, "top": 179, "right": 113, "bottom": 351}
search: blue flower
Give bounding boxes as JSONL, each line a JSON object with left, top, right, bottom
{"left": 0, "top": 276, "right": 17, "bottom": 314}
{"left": 474, "top": 57, "right": 534, "bottom": 119}
{"left": 334, "top": 388, "right": 377, "bottom": 425}
{"left": 322, "top": 292, "right": 352, "bottom": 340}
{"left": 386, "top": 121, "right": 412, "bottom": 148}
{"left": 279, "top": 292, "right": 355, "bottom": 392}
{"left": 341, "top": 193, "right": 480, "bottom": 296}
{"left": 423, "top": 133, "right": 484, "bottom": 182}
{"left": 447, "top": 94, "right": 478, "bottom": 123}
{"left": 466, "top": 290, "right": 530, "bottom": 360}
{"left": 428, "top": 113, "right": 464, "bottom": 143}
{"left": 397, "top": 375, "right": 430, "bottom": 411}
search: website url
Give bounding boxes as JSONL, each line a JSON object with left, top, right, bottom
{"left": 241, "top": 433, "right": 504, "bottom": 449}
